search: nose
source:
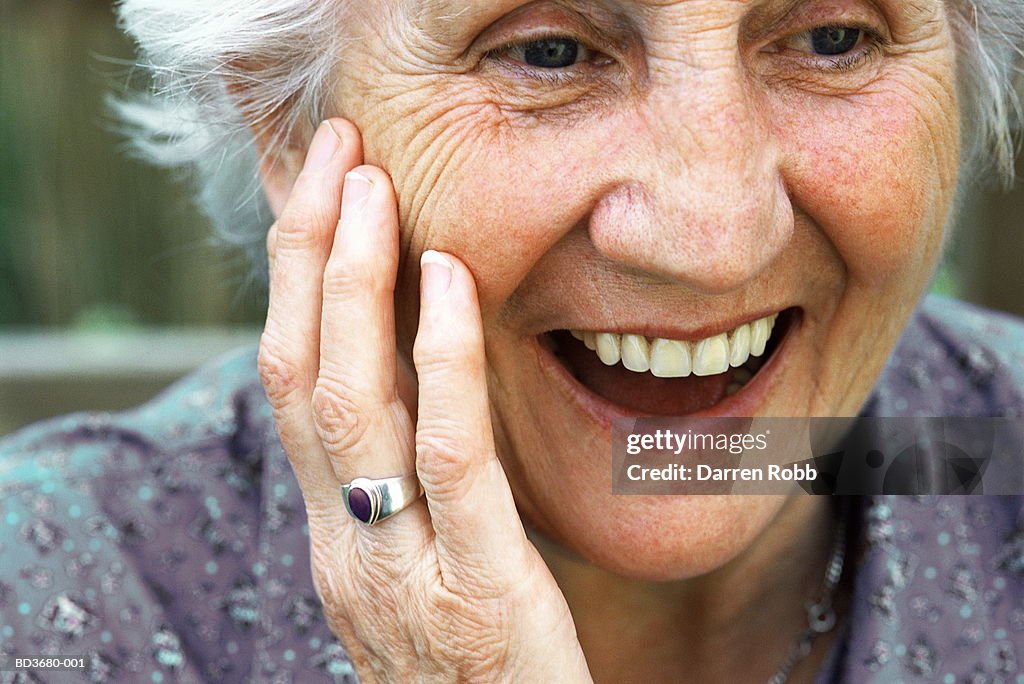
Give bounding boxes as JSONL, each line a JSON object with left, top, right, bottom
{"left": 588, "top": 63, "right": 794, "bottom": 295}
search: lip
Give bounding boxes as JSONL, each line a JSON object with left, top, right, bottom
{"left": 553, "top": 307, "right": 786, "bottom": 342}
{"left": 532, "top": 308, "right": 802, "bottom": 431}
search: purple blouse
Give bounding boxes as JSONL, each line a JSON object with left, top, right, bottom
{"left": 1, "top": 294, "right": 1023, "bottom": 682}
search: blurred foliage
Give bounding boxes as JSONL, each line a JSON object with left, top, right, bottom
{"left": 0, "top": 0, "right": 265, "bottom": 329}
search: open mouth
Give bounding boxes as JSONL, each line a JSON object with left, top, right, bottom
{"left": 539, "top": 309, "right": 797, "bottom": 417}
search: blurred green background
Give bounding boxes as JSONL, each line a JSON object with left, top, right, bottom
{"left": 1, "top": 0, "right": 1022, "bottom": 435}
{"left": 1, "top": 0, "right": 266, "bottom": 328}
{"left": 1, "top": 0, "right": 264, "bottom": 434}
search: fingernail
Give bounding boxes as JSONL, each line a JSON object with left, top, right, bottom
{"left": 304, "top": 121, "right": 341, "bottom": 171}
{"left": 341, "top": 171, "right": 372, "bottom": 222}
{"left": 420, "top": 250, "right": 453, "bottom": 302}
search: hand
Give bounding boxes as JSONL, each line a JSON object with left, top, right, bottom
{"left": 258, "top": 118, "right": 592, "bottom": 683}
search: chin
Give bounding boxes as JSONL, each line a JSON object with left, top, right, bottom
{"left": 529, "top": 492, "right": 789, "bottom": 582}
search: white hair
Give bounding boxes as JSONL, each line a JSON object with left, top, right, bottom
{"left": 948, "top": 1, "right": 1024, "bottom": 185}
{"left": 113, "top": 0, "right": 349, "bottom": 280}
{"left": 112, "top": 0, "right": 1023, "bottom": 273}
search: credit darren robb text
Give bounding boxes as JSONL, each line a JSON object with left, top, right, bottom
{"left": 612, "top": 417, "right": 1024, "bottom": 495}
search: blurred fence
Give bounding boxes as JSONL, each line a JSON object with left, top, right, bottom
{"left": 1, "top": 0, "right": 267, "bottom": 432}
{"left": 0, "top": 328, "right": 259, "bottom": 435}
{"left": 1, "top": 0, "right": 1023, "bottom": 434}
{"left": 0, "top": 0, "right": 266, "bottom": 329}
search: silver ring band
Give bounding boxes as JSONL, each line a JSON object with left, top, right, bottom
{"left": 341, "top": 475, "right": 423, "bottom": 526}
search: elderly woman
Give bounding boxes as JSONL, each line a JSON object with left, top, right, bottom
{"left": 3, "top": 0, "right": 1024, "bottom": 682}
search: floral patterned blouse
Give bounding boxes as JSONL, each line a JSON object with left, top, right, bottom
{"left": 1, "top": 294, "right": 1023, "bottom": 683}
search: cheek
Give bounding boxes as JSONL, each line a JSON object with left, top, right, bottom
{"left": 378, "top": 110, "right": 621, "bottom": 312}
{"left": 417, "top": 146, "right": 585, "bottom": 304}
{"left": 776, "top": 81, "right": 959, "bottom": 288}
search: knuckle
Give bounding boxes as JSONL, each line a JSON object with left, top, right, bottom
{"left": 321, "top": 253, "right": 387, "bottom": 300}
{"left": 413, "top": 338, "right": 478, "bottom": 380}
{"left": 415, "top": 426, "right": 473, "bottom": 490}
{"left": 257, "top": 335, "right": 305, "bottom": 406}
{"left": 275, "top": 194, "right": 335, "bottom": 249}
{"left": 310, "top": 381, "right": 370, "bottom": 454}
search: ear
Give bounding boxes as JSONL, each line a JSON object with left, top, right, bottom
{"left": 256, "top": 143, "right": 305, "bottom": 218}
{"left": 224, "top": 74, "right": 313, "bottom": 218}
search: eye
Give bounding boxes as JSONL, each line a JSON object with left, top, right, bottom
{"left": 781, "top": 25, "right": 868, "bottom": 57}
{"left": 808, "top": 26, "right": 861, "bottom": 55}
{"left": 501, "top": 37, "right": 593, "bottom": 69}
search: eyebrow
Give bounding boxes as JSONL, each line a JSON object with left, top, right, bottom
{"left": 410, "top": 0, "right": 900, "bottom": 49}
{"left": 411, "top": 0, "right": 517, "bottom": 36}
{"left": 412, "top": 0, "right": 635, "bottom": 45}
{"left": 741, "top": 0, "right": 806, "bottom": 39}
{"left": 416, "top": 0, "right": 518, "bottom": 22}
{"left": 402, "top": 0, "right": 494, "bottom": 52}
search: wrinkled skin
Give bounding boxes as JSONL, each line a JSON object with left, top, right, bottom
{"left": 257, "top": 0, "right": 960, "bottom": 681}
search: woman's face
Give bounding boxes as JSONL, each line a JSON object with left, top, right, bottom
{"left": 328, "top": 0, "right": 959, "bottom": 579}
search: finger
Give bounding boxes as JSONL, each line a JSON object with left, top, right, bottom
{"left": 413, "top": 251, "right": 535, "bottom": 593}
{"left": 259, "top": 118, "right": 363, "bottom": 508}
{"left": 311, "top": 164, "right": 432, "bottom": 548}
{"left": 313, "top": 166, "right": 416, "bottom": 480}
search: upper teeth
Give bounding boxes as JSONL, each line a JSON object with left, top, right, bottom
{"left": 569, "top": 313, "right": 778, "bottom": 378}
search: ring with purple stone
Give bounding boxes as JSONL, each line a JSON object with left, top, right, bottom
{"left": 341, "top": 475, "right": 423, "bottom": 526}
